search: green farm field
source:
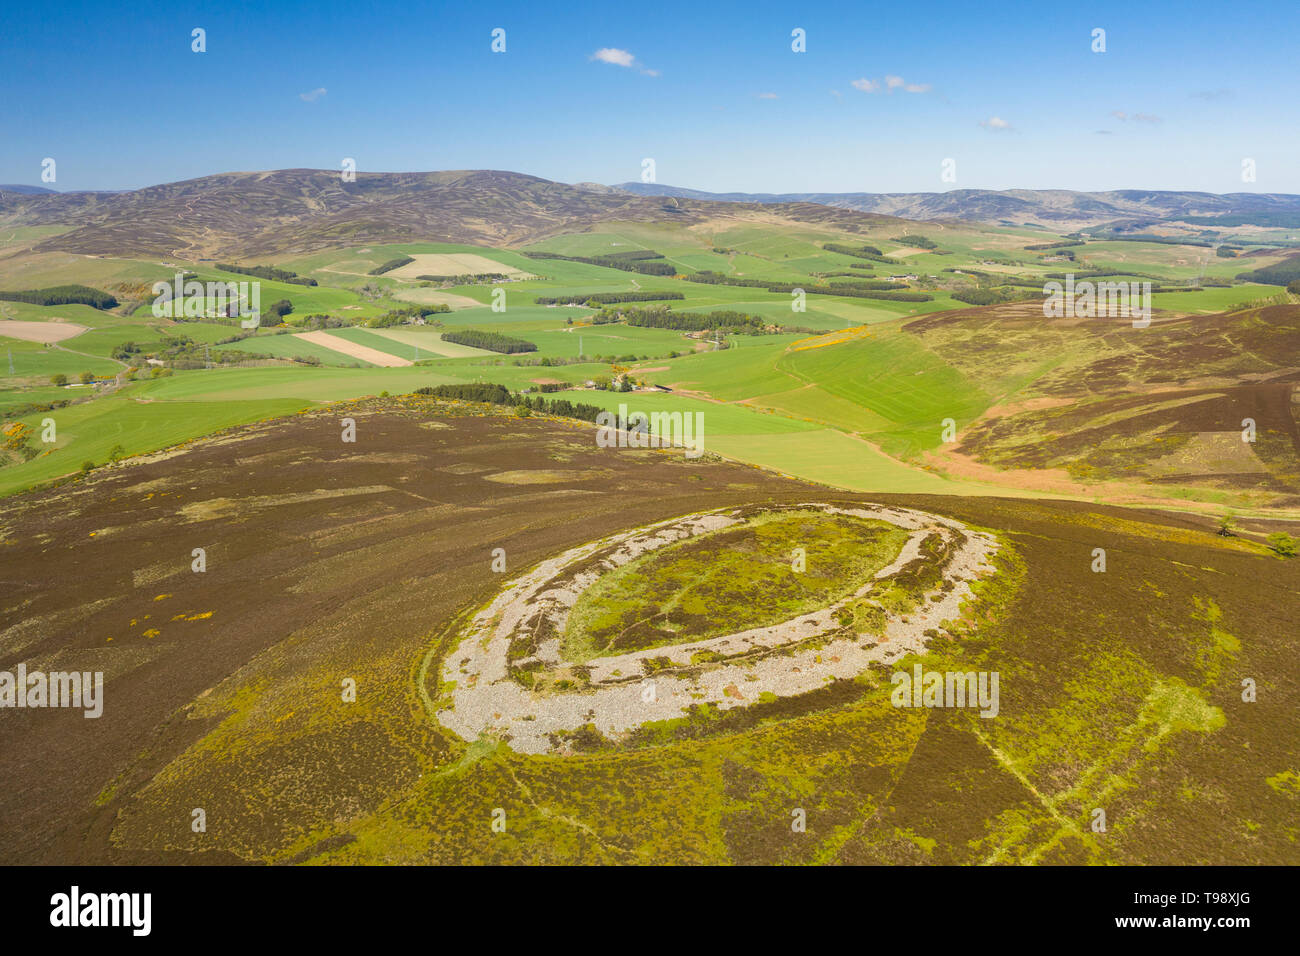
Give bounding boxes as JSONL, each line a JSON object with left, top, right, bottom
{"left": 3, "top": 204, "right": 1299, "bottom": 517}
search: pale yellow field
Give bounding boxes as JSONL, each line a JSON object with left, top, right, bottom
{"left": 365, "top": 327, "right": 495, "bottom": 358}
{"left": 390, "top": 287, "right": 482, "bottom": 309}
{"left": 0, "top": 319, "right": 89, "bottom": 343}
{"left": 385, "top": 253, "right": 533, "bottom": 281}
{"left": 293, "top": 330, "right": 411, "bottom": 367}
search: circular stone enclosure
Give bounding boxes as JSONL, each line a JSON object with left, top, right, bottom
{"left": 433, "top": 503, "right": 999, "bottom": 755}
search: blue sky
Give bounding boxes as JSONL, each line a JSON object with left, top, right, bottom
{"left": 2, "top": 0, "right": 1296, "bottom": 193}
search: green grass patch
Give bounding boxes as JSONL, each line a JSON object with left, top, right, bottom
{"left": 562, "top": 509, "right": 910, "bottom": 661}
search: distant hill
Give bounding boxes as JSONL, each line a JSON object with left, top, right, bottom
{"left": 9, "top": 167, "right": 1296, "bottom": 261}
{"left": 612, "top": 182, "right": 1300, "bottom": 229}
{"left": 0, "top": 169, "right": 905, "bottom": 259}
{"left": 0, "top": 184, "right": 59, "bottom": 195}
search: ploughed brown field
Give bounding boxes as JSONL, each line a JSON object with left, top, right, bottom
{"left": 1, "top": 397, "right": 1296, "bottom": 864}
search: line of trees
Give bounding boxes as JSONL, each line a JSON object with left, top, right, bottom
{"left": 580, "top": 250, "right": 664, "bottom": 261}
{"left": 506, "top": 352, "right": 648, "bottom": 367}
{"left": 824, "top": 242, "right": 883, "bottom": 256}
{"left": 1084, "top": 233, "right": 1212, "bottom": 248}
{"left": 1023, "top": 239, "right": 1085, "bottom": 251}
{"left": 942, "top": 268, "right": 1052, "bottom": 288}
{"left": 677, "top": 272, "right": 778, "bottom": 290}
{"left": 296, "top": 313, "right": 349, "bottom": 329}
{"left": 601, "top": 305, "right": 769, "bottom": 333}
{"left": 417, "top": 273, "right": 509, "bottom": 283}
{"left": 824, "top": 279, "right": 907, "bottom": 291}
{"left": 0, "top": 284, "right": 118, "bottom": 309}
{"left": 441, "top": 329, "right": 537, "bottom": 353}
{"left": 215, "top": 263, "right": 317, "bottom": 286}
{"left": 535, "top": 291, "right": 685, "bottom": 306}
{"left": 367, "top": 304, "right": 449, "bottom": 327}
{"left": 892, "top": 234, "right": 938, "bottom": 249}
{"left": 951, "top": 289, "right": 1016, "bottom": 306}
{"left": 822, "top": 243, "right": 900, "bottom": 264}
{"left": 684, "top": 271, "right": 932, "bottom": 302}
{"left": 522, "top": 250, "right": 676, "bottom": 276}
{"left": 1043, "top": 269, "right": 1162, "bottom": 280}
{"left": 413, "top": 383, "right": 606, "bottom": 423}
{"left": 369, "top": 256, "right": 415, "bottom": 276}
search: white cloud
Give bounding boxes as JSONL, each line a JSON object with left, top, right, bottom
{"left": 299, "top": 88, "right": 327, "bottom": 102}
{"left": 592, "top": 48, "right": 635, "bottom": 67}
{"left": 980, "top": 116, "right": 1012, "bottom": 131}
{"left": 591, "top": 48, "right": 658, "bottom": 75}
{"left": 756, "top": 92, "right": 778, "bottom": 99}
{"left": 853, "top": 75, "right": 929, "bottom": 94}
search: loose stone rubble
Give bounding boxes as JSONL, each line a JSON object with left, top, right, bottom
{"left": 435, "top": 503, "right": 999, "bottom": 754}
